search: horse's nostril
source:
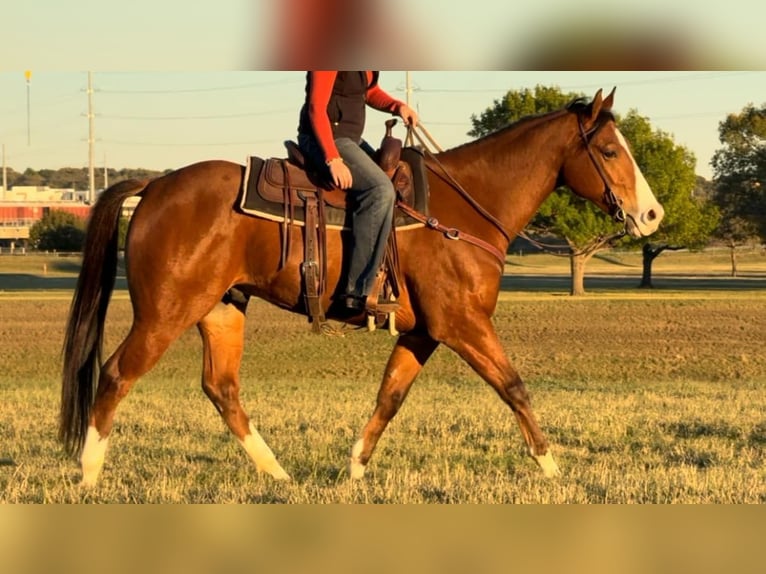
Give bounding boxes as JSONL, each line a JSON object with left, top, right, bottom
{"left": 647, "top": 209, "right": 657, "bottom": 221}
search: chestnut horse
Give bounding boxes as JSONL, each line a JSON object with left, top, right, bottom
{"left": 61, "top": 88, "right": 664, "bottom": 486}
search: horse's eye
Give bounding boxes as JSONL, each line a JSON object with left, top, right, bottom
{"left": 603, "top": 149, "right": 618, "bottom": 159}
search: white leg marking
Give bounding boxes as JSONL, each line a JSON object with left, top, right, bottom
{"left": 532, "top": 449, "right": 561, "bottom": 478}
{"left": 349, "top": 438, "right": 367, "bottom": 480}
{"left": 239, "top": 422, "right": 290, "bottom": 480}
{"left": 80, "top": 426, "right": 109, "bottom": 487}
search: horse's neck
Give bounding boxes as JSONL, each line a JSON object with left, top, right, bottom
{"left": 434, "top": 116, "right": 570, "bottom": 240}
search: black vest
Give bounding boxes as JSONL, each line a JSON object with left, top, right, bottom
{"left": 298, "top": 71, "right": 379, "bottom": 143}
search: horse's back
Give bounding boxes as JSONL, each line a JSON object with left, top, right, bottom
{"left": 135, "top": 160, "right": 244, "bottom": 216}
{"left": 128, "top": 159, "right": 251, "bottom": 251}
{"left": 151, "top": 159, "right": 246, "bottom": 197}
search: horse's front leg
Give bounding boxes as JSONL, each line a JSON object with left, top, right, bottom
{"left": 442, "top": 316, "right": 561, "bottom": 478}
{"left": 349, "top": 332, "right": 439, "bottom": 479}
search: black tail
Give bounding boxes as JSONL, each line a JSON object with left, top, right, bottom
{"left": 59, "top": 179, "right": 149, "bottom": 456}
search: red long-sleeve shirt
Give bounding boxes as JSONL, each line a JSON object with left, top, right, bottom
{"left": 304, "top": 71, "right": 403, "bottom": 163}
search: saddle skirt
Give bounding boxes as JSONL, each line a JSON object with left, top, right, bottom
{"left": 239, "top": 147, "right": 430, "bottom": 230}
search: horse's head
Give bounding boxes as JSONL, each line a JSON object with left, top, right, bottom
{"left": 560, "top": 88, "right": 664, "bottom": 238}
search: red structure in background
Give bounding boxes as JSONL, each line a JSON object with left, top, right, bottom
{"left": 0, "top": 204, "right": 90, "bottom": 223}
{"left": 0, "top": 203, "right": 92, "bottom": 247}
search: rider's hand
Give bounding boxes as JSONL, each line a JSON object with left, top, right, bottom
{"left": 328, "top": 158, "right": 352, "bottom": 189}
{"left": 398, "top": 104, "right": 419, "bottom": 128}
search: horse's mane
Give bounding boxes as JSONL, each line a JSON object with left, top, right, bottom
{"left": 566, "top": 96, "right": 616, "bottom": 132}
{"left": 444, "top": 96, "right": 617, "bottom": 154}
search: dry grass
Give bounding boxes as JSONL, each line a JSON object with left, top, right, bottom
{"left": 1, "top": 282, "right": 764, "bottom": 503}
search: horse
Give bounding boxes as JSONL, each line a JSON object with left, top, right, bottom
{"left": 60, "top": 88, "right": 664, "bottom": 486}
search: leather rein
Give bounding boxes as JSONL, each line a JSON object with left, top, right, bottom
{"left": 401, "top": 115, "right": 628, "bottom": 266}
{"left": 403, "top": 125, "right": 511, "bottom": 268}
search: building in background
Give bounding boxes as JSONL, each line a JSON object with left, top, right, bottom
{"left": 0, "top": 184, "right": 91, "bottom": 249}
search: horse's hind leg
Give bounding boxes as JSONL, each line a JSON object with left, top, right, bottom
{"left": 443, "top": 317, "right": 560, "bottom": 478}
{"left": 81, "top": 321, "right": 184, "bottom": 486}
{"left": 349, "top": 333, "right": 439, "bottom": 479}
{"left": 197, "top": 301, "right": 290, "bottom": 480}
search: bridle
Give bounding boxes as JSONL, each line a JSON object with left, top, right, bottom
{"left": 577, "top": 116, "right": 627, "bottom": 226}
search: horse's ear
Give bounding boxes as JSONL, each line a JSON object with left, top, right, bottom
{"left": 585, "top": 88, "right": 615, "bottom": 129}
{"left": 586, "top": 89, "right": 604, "bottom": 126}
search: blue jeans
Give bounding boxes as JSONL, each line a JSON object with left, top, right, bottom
{"left": 298, "top": 134, "right": 396, "bottom": 298}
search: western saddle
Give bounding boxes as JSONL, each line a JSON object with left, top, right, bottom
{"left": 255, "top": 119, "right": 416, "bottom": 334}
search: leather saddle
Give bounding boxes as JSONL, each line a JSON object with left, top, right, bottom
{"left": 246, "top": 119, "right": 421, "bottom": 334}
{"left": 255, "top": 118, "right": 416, "bottom": 214}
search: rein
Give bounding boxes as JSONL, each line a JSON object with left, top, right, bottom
{"left": 396, "top": 201, "right": 506, "bottom": 266}
{"left": 409, "top": 124, "right": 513, "bottom": 245}
{"left": 399, "top": 114, "right": 628, "bottom": 266}
{"left": 399, "top": 123, "right": 510, "bottom": 268}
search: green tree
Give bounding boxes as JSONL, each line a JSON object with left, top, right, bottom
{"left": 470, "top": 86, "right": 714, "bottom": 295}
{"left": 469, "top": 86, "right": 718, "bottom": 295}
{"left": 118, "top": 217, "right": 130, "bottom": 250}
{"left": 618, "top": 111, "right": 719, "bottom": 287}
{"left": 3, "top": 166, "right": 168, "bottom": 191}
{"left": 470, "top": 85, "right": 621, "bottom": 295}
{"left": 468, "top": 85, "right": 574, "bottom": 138}
{"left": 533, "top": 189, "right": 626, "bottom": 295}
{"left": 711, "top": 103, "right": 766, "bottom": 274}
{"left": 16, "top": 167, "right": 44, "bottom": 187}
{"left": 28, "top": 210, "right": 86, "bottom": 252}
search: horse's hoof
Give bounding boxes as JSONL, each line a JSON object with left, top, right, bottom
{"left": 534, "top": 451, "right": 561, "bottom": 478}
{"left": 349, "top": 460, "right": 366, "bottom": 480}
{"left": 265, "top": 465, "right": 291, "bottom": 481}
{"left": 349, "top": 439, "right": 367, "bottom": 479}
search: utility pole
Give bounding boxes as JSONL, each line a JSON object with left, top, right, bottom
{"left": 2, "top": 144, "right": 7, "bottom": 200}
{"left": 405, "top": 71, "right": 413, "bottom": 146}
{"left": 25, "top": 71, "right": 32, "bottom": 146}
{"left": 87, "top": 71, "right": 96, "bottom": 204}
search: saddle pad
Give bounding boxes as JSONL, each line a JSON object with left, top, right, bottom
{"left": 239, "top": 148, "right": 429, "bottom": 230}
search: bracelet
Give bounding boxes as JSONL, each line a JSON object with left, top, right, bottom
{"left": 325, "top": 157, "right": 343, "bottom": 166}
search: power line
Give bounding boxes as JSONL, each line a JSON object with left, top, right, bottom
{"left": 99, "top": 108, "right": 294, "bottom": 121}
{"left": 102, "top": 139, "right": 277, "bottom": 147}
{"left": 98, "top": 77, "right": 303, "bottom": 95}
{"left": 407, "top": 71, "right": 761, "bottom": 94}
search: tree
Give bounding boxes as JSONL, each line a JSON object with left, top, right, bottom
{"left": 15, "top": 167, "right": 45, "bottom": 187}
{"left": 469, "top": 85, "right": 574, "bottom": 138}
{"left": 533, "top": 189, "right": 626, "bottom": 295}
{"left": 470, "top": 85, "right": 625, "bottom": 295}
{"left": 607, "top": 110, "right": 718, "bottom": 288}
{"left": 470, "top": 86, "right": 713, "bottom": 295}
{"left": 2, "top": 166, "right": 168, "bottom": 191}
{"left": 118, "top": 217, "right": 130, "bottom": 250}
{"left": 28, "top": 210, "right": 86, "bottom": 252}
{"left": 711, "top": 103, "right": 766, "bottom": 274}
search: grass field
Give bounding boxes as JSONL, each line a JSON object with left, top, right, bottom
{"left": 0, "top": 251, "right": 764, "bottom": 503}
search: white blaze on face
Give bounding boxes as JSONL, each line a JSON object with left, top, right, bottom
{"left": 616, "top": 129, "right": 664, "bottom": 237}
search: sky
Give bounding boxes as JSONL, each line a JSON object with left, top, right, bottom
{"left": 1, "top": 71, "right": 764, "bottom": 181}
{"left": 3, "top": 0, "right": 765, "bottom": 69}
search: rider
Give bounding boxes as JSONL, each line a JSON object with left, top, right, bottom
{"left": 297, "top": 71, "right": 418, "bottom": 313}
